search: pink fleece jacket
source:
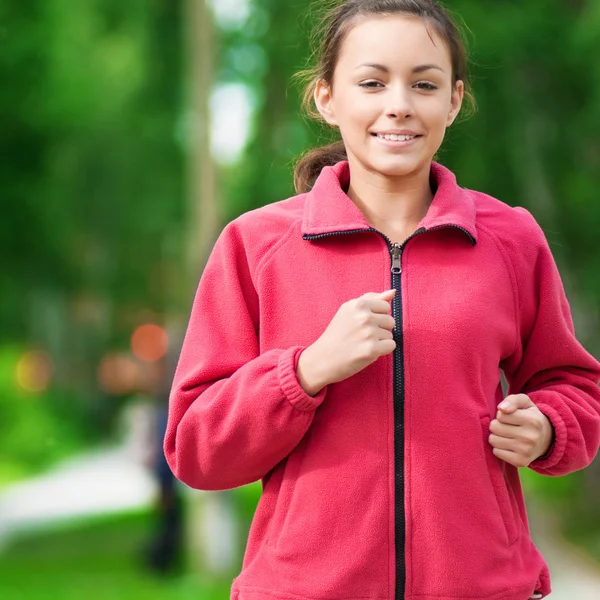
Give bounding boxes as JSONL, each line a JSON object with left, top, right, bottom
{"left": 164, "top": 160, "right": 600, "bottom": 600}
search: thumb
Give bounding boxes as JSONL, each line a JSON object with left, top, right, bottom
{"left": 378, "top": 288, "right": 397, "bottom": 297}
{"left": 498, "top": 393, "right": 534, "bottom": 414}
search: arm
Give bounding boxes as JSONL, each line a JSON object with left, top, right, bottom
{"left": 500, "top": 209, "right": 600, "bottom": 477}
{"left": 163, "top": 222, "right": 328, "bottom": 491}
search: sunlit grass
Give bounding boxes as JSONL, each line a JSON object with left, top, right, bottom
{"left": 0, "top": 510, "right": 232, "bottom": 600}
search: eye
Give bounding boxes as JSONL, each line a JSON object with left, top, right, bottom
{"left": 414, "top": 82, "right": 438, "bottom": 91}
{"left": 358, "top": 81, "right": 384, "bottom": 89}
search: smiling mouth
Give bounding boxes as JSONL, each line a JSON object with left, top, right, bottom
{"left": 372, "top": 133, "right": 423, "bottom": 141}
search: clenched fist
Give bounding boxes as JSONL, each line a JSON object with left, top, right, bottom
{"left": 296, "top": 289, "right": 397, "bottom": 396}
{"left": 488, "top": 394, "right": 555, "bottom": 468}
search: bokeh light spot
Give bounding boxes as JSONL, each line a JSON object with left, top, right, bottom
{"left": 98, "top": 353, "right": 140, "bottom": 395}
{"left": 131, "top": 324, "right": 168, "bottom": 362}
{"left": 16, "top": 350, "right": 53, "bottom": 393}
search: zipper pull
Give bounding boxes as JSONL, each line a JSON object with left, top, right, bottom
{"left": 391, "top": 244, "right": 402, "bottom": 274}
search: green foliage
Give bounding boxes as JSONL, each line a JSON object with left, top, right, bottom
{"left": 0, "top": 0, "right": 185, "bottom": 343}
{"left": 0, "top": 0, "right": 186, "bottom": 446}
{"left": 0, "top": 347, "right": 87, "bottom": 483}
{"left": 232, "top": 480, "right": 262, "bottom": 529}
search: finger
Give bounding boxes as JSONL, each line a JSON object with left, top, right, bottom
{"left": 489, "top": 419, "right": 520, "bottom": 439}
{"left": 498, "top": 393, "right": 534, "bottom": 413}
{"left": 488, "top": 433, "right": 515, "bottom": 450}
{"left": 363, "top": 289, "right": 396, "bottom": 301}
{"left": 375, "top": 338, "right": 396, "bottom": 355}
{"left": 491, "top": 446, "right": 521, "bottom": 467}
{"left": 376, "top": 327, "right": 394, "bottom": 341}
{"left": 496, "top": 409, "right": 532, "bottom": 425}
{"left": 368, "top": 298, "right": 397, "bottom": 315}
{"left": 373, "top": 313, "right": 396, "bottom": 331}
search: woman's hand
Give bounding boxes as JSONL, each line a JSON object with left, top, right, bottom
{"left": 488, "top": 394, "right": 555, "bottom": 467}
{"left": 296, "top": 289, "right": 397, "bottom": 396}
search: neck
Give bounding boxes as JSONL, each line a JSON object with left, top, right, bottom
{"left": 345, "top": 158, "right": 435, "bottom": 233}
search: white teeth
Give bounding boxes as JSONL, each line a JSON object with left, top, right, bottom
{"left": 377, "top": 133, "right": 417, "bottom": 141}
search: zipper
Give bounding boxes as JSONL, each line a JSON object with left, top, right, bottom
{"left": 390, "top": 240, "right": 405, "bottom": 600}
{"left": 388, "top": 231, "right": 423, "bottom": 600}
{"left": 304, "top": 223, "right": 474, "bottom": 600}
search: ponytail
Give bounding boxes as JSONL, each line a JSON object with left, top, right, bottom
{"left": 293, "top": 140, "right": 347, "bottom": 194}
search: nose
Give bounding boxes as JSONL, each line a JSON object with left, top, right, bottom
{"left": 385, "top": 85, "right": 414, "bottom": 119}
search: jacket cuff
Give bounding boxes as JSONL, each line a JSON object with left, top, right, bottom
{"left": 278, "top": 346, "right": 328, "bottom": 412}
{"left": 527, "top": 396, "right": 567, "bottom": 472}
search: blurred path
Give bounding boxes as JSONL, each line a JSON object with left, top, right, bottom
{"left": 0, "top": 446, "right": 239, "bottom": 573}
{"left": 0, "top": 447, "right": 156, "bottom": 548}
{"left": 528, "top": 499, "right": 600, "bottom": 599}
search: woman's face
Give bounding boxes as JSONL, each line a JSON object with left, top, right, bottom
{"left": 315, "top": 14, "right": 464, "bottom": 179}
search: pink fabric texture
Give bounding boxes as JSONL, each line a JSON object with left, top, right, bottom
{"left": 164, "top": 160, "right": 600, "bottom": 600}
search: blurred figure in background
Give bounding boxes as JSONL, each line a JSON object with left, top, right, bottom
{"left": 137, "top": 341, "right": 185, "bottom": 575}
{"left": 143, "top": 394, "right": 184, "bottom": 575}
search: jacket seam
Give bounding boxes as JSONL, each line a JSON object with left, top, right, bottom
{"left": 235, "top": 584, "right": 388, "bottom": 600}
{"left": 255, "top": 219, "right": 302, "bottom": 286}
{"left": 476, "top": 223, "right": 520, "bottom": 360}
{"left": 235, "top": 582, "right": 536, "bottom": 600}
{"left": 409, "top": 580, "right": 536, "bottom": 597}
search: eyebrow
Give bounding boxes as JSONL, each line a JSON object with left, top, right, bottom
{"left": 355, "top": 63, "right": 445, "bottom": 74}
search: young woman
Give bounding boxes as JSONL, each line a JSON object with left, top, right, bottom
{"left": 164, "top": 1, "right": 600, "bottom": 599}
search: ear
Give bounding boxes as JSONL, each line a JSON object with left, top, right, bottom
{"left": 446, "top": 79, "right": 464, "bottom": 127}
{"left": 314, "top": 79, "right": 338, "bottom": 127}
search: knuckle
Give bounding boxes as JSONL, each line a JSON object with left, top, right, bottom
{"left": 343, "top": 299, "right": 354, "bottom": 312}
{"left": 355, "top": 298, "right": 367, "bottom": 310}
{"left": 356, "top": 312, "right": 371, "bottom": 327}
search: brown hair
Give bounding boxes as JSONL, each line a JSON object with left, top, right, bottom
{"left": 292, "top": 0, "right": 477, "bottom": 193}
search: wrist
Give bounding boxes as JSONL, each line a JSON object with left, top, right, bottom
{"left": 296, "top": 345, "right": 328, "bottom": 397}
{"left": 537, "top": 415, "right": 556, "bottom": 461}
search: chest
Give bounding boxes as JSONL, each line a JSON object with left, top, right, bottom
{"left": 257, "top": 227, "right": 515, "bottom": 366}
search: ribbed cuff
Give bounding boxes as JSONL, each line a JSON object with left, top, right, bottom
{"left": 278, "top": 346, "right": 328, "bottom": 412}
{"left": 528, "top": 399, "right": 567, "bottom": 472}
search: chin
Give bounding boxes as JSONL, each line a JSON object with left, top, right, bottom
{"left": 367, "top": 155, "right": 429, "bottom": 178}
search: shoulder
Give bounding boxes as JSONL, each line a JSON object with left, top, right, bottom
{"left": 216, "top": 191, "right": 308, "bottom": 274}
{"left": 467, "top": 188, "right": 559, "bottom": 291}
{"left": 468, "top": 188, "right": 549, "bottom": 253}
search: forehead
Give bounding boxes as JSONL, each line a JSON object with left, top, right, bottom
{"left": 336, "top": 14, "right": 451, "bottom": 72}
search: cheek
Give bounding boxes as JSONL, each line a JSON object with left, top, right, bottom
{"left": 417, "top": 102, "right": 451, "bottom": 139}
{"left": 338, "top": 101, "right": 374, "bottom": 134}
{"left": 420, "top": 95, "right": 450, "bottom": 118}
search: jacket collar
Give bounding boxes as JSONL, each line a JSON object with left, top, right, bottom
{"left": 301, "top": 160, "right": 477, "bottom": 245}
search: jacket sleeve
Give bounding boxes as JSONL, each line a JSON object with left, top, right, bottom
{"left": 500, "top": 208, "right": 600, "bottom": 477}
{"left": 164, "top": 221, "right": 328, "bottom": 491}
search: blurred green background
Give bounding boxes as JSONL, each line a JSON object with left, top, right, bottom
{"left": 1, "top": 0, "right": 600, "bottom": 598}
